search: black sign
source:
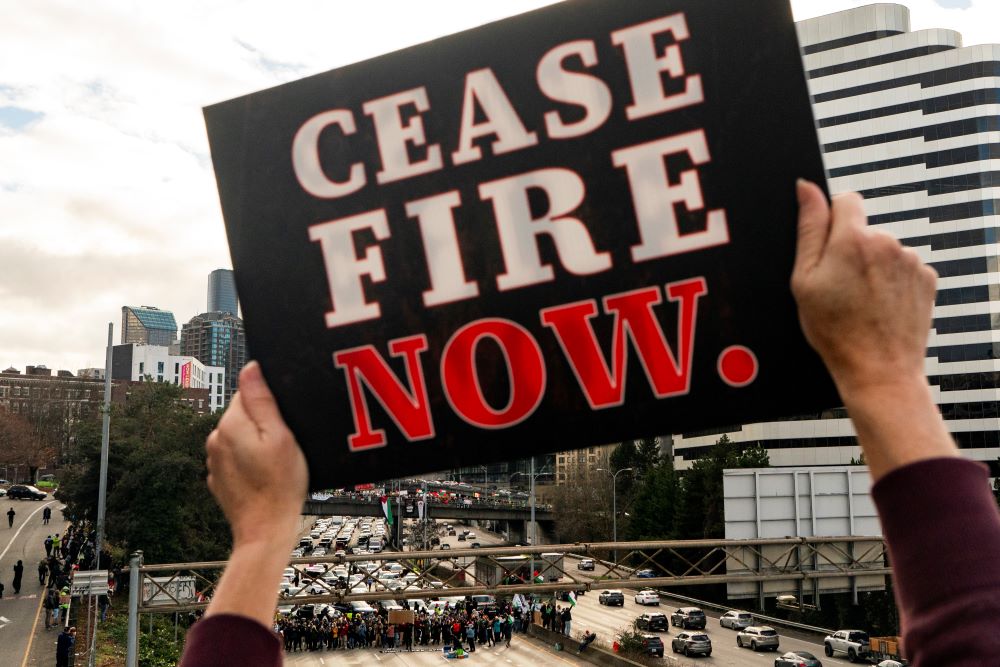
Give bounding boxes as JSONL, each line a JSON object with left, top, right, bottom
{"left": 205, "top": 0, "right": 837, "bottom": 489}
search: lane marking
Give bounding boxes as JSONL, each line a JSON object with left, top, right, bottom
{"left": 0, "top": 501, "right": 58, "bottom": 562}
{"left": 18, "top": 588, "right": 44, "bottom": 667}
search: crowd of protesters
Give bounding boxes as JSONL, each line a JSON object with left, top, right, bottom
{"left": 274, "top": 596, "right": 534, "bottom": 654}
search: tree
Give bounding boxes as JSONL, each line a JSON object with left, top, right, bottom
{"left": 0, "top": 411, "right": 57, "bottom": 482}
{"left": 548, "top": 460, "right": 613, "bottom": 544}
{"left": 625, "top": 462, "right": 679, "bottom": 541}
{"left": 59, "top": 381, "right": 229, "bottom": 564}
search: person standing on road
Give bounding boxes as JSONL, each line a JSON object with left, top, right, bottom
{"left": 44, "top": 587, "right": 58, "bottom": 629}
{"left": 7, "top": 507, "right": 14, "bottom": 528}
{"left": 42, "top": 506, "right": 51, "bottom": 525}
{"left": 561, "top": 605, "right": 572, "bottom": 637}
{"left": 12, "top": 559, "right": 24, "bottom": 594}
{"left": 38, "top": 558, "right": 47, "bottom": 585}
{"left": 44, "top": 535, "right": 53, "bottom": 557}
{"left": 56, "top": 626, "right": 76, "bottom": 667}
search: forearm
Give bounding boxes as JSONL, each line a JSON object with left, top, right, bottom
{"left": 838, "top": 372, "right": 957, "bottom": 481}
{"left": 205, "top": 542, "right": 286, "bottom": 628}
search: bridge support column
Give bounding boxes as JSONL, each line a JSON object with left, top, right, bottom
{"left": 506, "top": 520, "right": 527, "bottom": 544}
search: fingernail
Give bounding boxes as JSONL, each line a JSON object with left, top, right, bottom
{"left": 796, "top": 179, "right": 810, "bottom": 204}
{"left": 241, "top": 360, "right": 261, "bottom": 385}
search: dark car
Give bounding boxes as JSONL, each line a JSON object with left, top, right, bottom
{"left": 775, "top": 651, "right": 823, "bottom": 667}
{"left": 670, "top": 607, "right": 707, "bottom": 630}
{"left": 598, "top": 590, "right": 625, "bottom": 606}
{"left": 635, "top": 568, "right": 656, "bottom": 578}
{"left": 671, "top": 631, "right": 712, "bottom": 657}
{"left": 7, "top": 485, "right": 46, "bottom": 500}
{"left": 457, "top": 533, "right": 467, "bottom": 541}
{"left": 640, "top": 634, "right": 665, "bottom": 657}
{"left": 636, "top": 613, "right": 669, "bottom": 632}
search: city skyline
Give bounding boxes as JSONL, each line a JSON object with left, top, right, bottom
{"left": 2, "top": 1, "right": 997, "bottom": 373}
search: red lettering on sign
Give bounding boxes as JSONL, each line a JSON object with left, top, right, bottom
{"left": 540, "top": 277, "right": 707, "bottom": 408}
{"left": 334, "top": 335, "right": 435, "bottom": 451}
{"left": 441, "top": 319, "right": 546, "bottom": 428}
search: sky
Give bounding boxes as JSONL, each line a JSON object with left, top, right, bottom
{"left": 1, "top": 0, "right": 997, "bottom": 374}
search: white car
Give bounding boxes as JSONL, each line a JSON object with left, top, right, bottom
{"left": 634, "top": 590, "right": 660, "bottom": 605}
{"left": 719, "top": 610, "right": 753, "bottom": 630}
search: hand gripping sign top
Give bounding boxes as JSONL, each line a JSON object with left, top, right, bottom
{"left": 204, "top": 0, "right": 838, "bottom": 490}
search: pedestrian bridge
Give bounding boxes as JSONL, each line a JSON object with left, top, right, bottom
{"left": 302, "top": 496, "right": 555, "bottom": 523}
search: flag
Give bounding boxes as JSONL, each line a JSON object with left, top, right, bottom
{"left": 417, "top": 499, "right": 425, "bottom": 520}
{"left": 380, "top": 495, "right": 394, "bottom": 525}
{"left": 567, "top": 591, "right": 577, "bottom": 607}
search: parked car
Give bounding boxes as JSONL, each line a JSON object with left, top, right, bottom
{"left": 635, "top": 613, "right": 669, "bottom": 632}
{"left": 671, "top": 631, "right": 712, "bottom": 657}
{"left": 577, "top": 558, "right": 595, "bottom": 571}
{"left": 6, "top": 485, "right": 46, "bottom": 500}
{"left": 640, "top": 634, "right": 665, "bottom": 657}
{"left": 634, "top": 590, "right": 660, "bottom": 605}
{"left": 823, "top": 630, "right": 870, "bottom": 663}
{"left": 738, "top": 626, "right": 780, "bottom": 652}
{"left": 720, "top": 610, "right": 754, "bottom": 630}
{"left": 598, "top": 590, "right": 625, "bottom": 606}
{"left": 775, "top": 651, "right": 824, "bottom": 667}
{"left": 635, "top": 568, "right": 656, "bottom": 578}
{"left": 670, "top": 607, "right": 707, "bottom": 629}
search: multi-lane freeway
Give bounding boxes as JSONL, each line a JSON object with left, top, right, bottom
{"left": 0, "top": 497, "right": 62, "bottom": 667}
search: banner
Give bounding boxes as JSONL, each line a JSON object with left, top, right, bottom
{"left": 205, "top": 0, "right": 836, "bottom": 489}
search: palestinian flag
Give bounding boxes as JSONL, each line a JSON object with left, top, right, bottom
{"left": 380, "top": 495, "right": 394, "bottom": 525}
{"left": 567, "top": 591, "right": 577, "bottom": 607}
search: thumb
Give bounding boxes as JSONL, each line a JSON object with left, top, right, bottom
{"left": 237, "top": 361, "right": 286, "bottom": 432}
{"left": 793, "top": 179, "right": 831, "bottom": 275}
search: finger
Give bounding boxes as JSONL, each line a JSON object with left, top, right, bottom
{"left": 237, "top": 361, "right": 286, "bottom": 433}
{"left": 828, "top": 191, "right": 868, "bottom": 242}
{"left": 793, "top": 179, "right": 831, "bottom": 274}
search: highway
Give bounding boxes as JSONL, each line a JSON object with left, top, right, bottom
{"left": 0, "top": 497, "right": 62, "bottom": 667}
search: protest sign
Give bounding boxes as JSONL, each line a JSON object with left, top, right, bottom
{"left": 204, "top": 0, "right": 837, "bottom": 489}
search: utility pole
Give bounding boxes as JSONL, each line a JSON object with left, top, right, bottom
{"left": 90, "top": 323, "right": 113, "bottom": 667}
{"left": 597, "top": 467, "right": 633, "bottom": 564}
{"left": 126, "top": 551, "right": 143, "bottom": 667}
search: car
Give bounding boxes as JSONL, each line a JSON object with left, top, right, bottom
{"left": 720, "top": 610, "right": 754, "bottom": 630}
{"left": 640, "top": 634, "right": 665, "bottom": 657}
{"left": 0, "top": 488, "right": 5, "bottom": 497}
{"left": 440, "top": 543, "right": 451, "bottom": 550}
{"left": 775, "top": 651, "right": 824, "bottom": 667}
{"left": 467, "top": 532, "right": 476, "bottom": 539}
{"left": 447, "top": 529, "right": 457, "bottom": 536}
{"left": 635, "top": 568, "right": 657, "bottom": 578}
{"left": 634, "top": 590, "right": 660, "bottom": 605}
{"left": 635, "top": 613, "right": 669, "bottom": 632}
{"left": 457, "top": 533, "right": 466, "bottom": 541}
{"left": 471, "top": 594, "right": 495, "bottom": 609}
{"left": 577, "top": 558, "right": 595, "bottom": 571}
{"left": 823, "top": 630, "right": 870, "bottom": 663}
{"left": 738, "top": 626, "right": 780, "bottom": 652}
{"left": 876, "top": 661, "right": 904, "bottom": 667}
{"left": 6, "top": 485, "right": 46, "bottom": 500}
{"left": 670, "top": 607, "right": 707, "bottom": 629}
{"left": 471, "top": 542, "right": 481, "bottom": 548}
{"left": 0, "top": 479, "right": 11, "bottom": 485}
{"left": 598, "top": 590, "right": 625, "bottom": 606}
{"left": 671, "top": 631, "right": 712, "bottom": 657}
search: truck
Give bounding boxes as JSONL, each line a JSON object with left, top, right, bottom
{"left": 474, "top": 555, "right": 532, "bottom": 588}
{"left": 538, "top": 552, "right": 565, "bottom": 582}
{"left": 823, "top": 630, "right": 870, "bottom": 663}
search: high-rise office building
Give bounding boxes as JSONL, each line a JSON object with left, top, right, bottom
{"left": 673, "top": 4, "right": 1000, "bottom": 476}
{"left": 207, "top": 268, "right": 239, "bottom": 317}
{"left": 121, "top": 306, "right": 178, "bottom": 347}
{"left": 180, "top": 311, "right": 247, "bottom": 407}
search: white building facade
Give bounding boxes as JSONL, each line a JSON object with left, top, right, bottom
{"left": 112, "top": 343, "right": 226, "bottom": 413}
{"left": 673, "top": 4, "right": 1000, "bottom": 476}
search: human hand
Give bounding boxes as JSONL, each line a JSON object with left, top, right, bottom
{"left": 791, "top": 180, "right": 938, "bottom": 398}
{"left": 206, "top": 361, "right": 308, "bottom": 551}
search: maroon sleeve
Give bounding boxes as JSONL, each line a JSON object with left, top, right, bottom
{"left": 872, "top": 457, "right": 1000, "bottom": 666}
{"left": 178, "top": 614, "right": 282, "bottom": 667}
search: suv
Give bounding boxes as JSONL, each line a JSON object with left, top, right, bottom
{"left": 7, "top": 485, "right": 46, "bottom": 500}
{"left": 719, "top": 610, "right": 753, "bottom": 630}
{"left": 670, "top": 607, "right": 707, "bottom": 629}
{"left": 577, "top": 558, "right": 595, "bottom": 571}
{"left": 598, "top": 590, "right": 625, "bottom": 606}
{"left": 640, "top": 634, "right": 665, "bottom": 657}
{"left": 671, "top": 631, "right": 712, "bottom": 657}
{"left": 635, "top": 613, "right": 668, "bottom": 632}
{"left": 737, "top": 626, "right": 780, "bottom": 652}
{"left": 824, "top": 630, "right": 870, "bottom": 662}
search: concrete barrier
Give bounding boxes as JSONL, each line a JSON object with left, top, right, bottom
{"left": 526, "top": 623, "right": 657, "bottom": 667}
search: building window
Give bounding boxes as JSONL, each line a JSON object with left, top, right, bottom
{"left": 175, "top": 363, "right": 179, "bottom": 374}
{"left": 157, "top": 361, "right": 164, "bottom": 373}
{"left": 139, "top": 362, "right": 144, "bottom": 374}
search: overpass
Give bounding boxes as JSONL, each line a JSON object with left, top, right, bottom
{"left": 302, "top": 496, "right": 555, "bottom": 543}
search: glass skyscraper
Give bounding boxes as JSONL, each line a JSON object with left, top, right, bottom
{"left": 121, "top": 306, "right": 178, "bottom": 347}
{"left": 180, "top": 311, "right": 247, "bottom": 407}
{"left": 207, "top": 268, "right": 239, "bottom": 317}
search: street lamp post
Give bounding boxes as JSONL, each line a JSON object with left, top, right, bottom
{"left": 511, "top": 459, "right": 552, "bottom": 584}
{"left": 597, "top": 467, "right": 633, "bottom": 564}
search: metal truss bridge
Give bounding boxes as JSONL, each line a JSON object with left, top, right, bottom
{"left": 128, "top": 536, "right": 889, "bottom": 614}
